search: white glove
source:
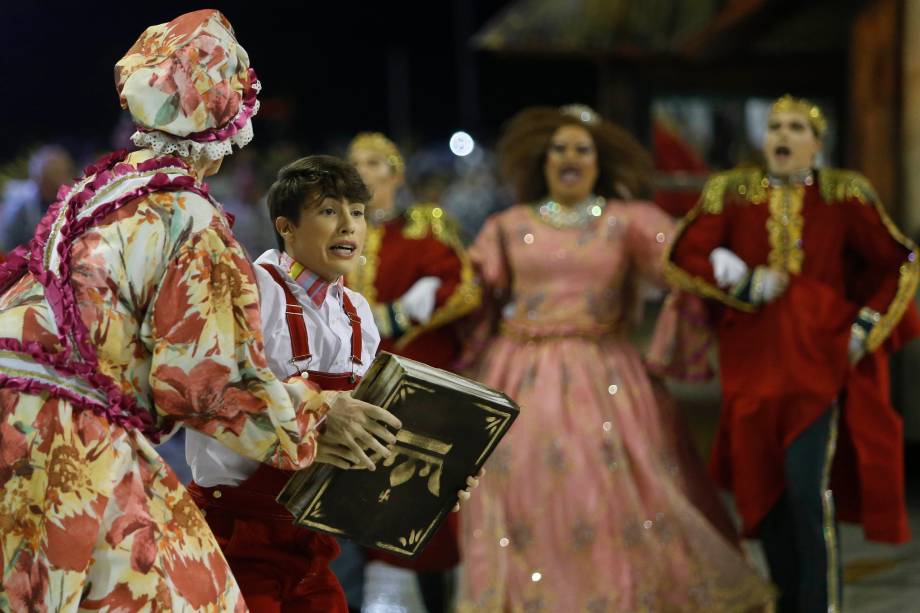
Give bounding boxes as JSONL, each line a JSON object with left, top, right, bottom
{"left": 709, "top": 248, "right": 749, "bottom": 288}
{"left": 848, "top": 329, "right": 866, "bottom": 365}
{"left": 398, "top": 276, "right": 442, "bottom": 324}
{"left": 747, "top": 267, "right": 790, "bottom": 304}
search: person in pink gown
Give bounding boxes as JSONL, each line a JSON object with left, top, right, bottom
{"left": 456, "top": 105, "right": 775, "bottom": 612}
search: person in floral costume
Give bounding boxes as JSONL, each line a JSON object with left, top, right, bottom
{"left": 0, "top": 10, "right": 389, "bottom": 611}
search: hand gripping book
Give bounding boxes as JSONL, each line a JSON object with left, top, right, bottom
{"left": 276, "top": 352, "right": 519, "bottom": 558}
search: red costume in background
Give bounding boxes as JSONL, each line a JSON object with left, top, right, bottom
{"left": 666, "top": 166, "right": 919, "bottom": 544}
{"left": 652, "top": 118, "right": 710, "bottom": 218}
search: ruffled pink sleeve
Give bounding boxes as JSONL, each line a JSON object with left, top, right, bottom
{"left": 625, "top": 201, "right": 715, "bottom": 381}
{"left": 625, "top": 201, "right": 677, "bottom": 287}
{"left": 456, "top": 212, "right": 511, "bottom": 371}
{"left": 645, "top": 290, "right": 715, "bottom": 381}
{"left": 469, "top": 213, "right": 510, "bottom": 290}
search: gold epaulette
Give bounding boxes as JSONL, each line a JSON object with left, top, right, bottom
{"left": 698, "top": 167, "right": 768, "bottom": 214}
{"left": 402, "top": 204, "right": 462, "bottom": 245}
{"left": 817, "top": 168, "right": 879, "bottom": 205}
{"left": 812, "top": 168, "right": 919, "bottom": 351}
{"left": 395, "top": 205, "right": 481, "bottom": 348}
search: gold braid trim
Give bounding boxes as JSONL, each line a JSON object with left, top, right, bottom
{"left": 395, "top": 205, "right": 482, "bottom": 348}
{"left": 766, "top": 185, "right": 805, "bottom": 274}
{"left": 821, "top": 405, "right": 841, "bottom": 613}
{"left": 664, "top": 196, "right": 757, "bottom": 313}
{"left": 864, "top": 200, "right": 918, "bottom": 351}
{"left": 349, "top": 224, "right": 384, "bottom": 305}
{"left": 372, "top": 303, "right": 393, "bottom": 338}
{"left": 817, "top": 168, "right": 879, "bottom": 205}
{"left": 816, "top": 169, "right": 919, "bottom": 351}
{"left": 698, "top": 167, "right": 769, "bottom": 214}
{"left": 402, "top": 203, "right": 457, "bottom": 242}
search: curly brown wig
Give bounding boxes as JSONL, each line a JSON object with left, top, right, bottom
{"left": 497, "top": 106, "right": 653, "bottom": 203}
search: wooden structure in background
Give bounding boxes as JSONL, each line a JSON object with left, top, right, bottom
{"left": 849, "top": 0, "right": 902, "bottom": 217}
{"left": 474, "top": 0, "right": 906, "bottom": 218}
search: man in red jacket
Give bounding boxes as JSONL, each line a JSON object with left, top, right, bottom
{"left": 666, "top": 95, "right": 919, "bottom": 613}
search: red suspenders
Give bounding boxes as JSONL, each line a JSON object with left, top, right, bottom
{"left": 259, "top": 263, "right": 363, "bottom": 367}
{"left": 343, "top": 295, "right": 363, "bottom": 365}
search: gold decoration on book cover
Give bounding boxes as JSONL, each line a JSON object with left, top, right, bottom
{"left": 277, "top": 353, "right": 518, "bottom": 557}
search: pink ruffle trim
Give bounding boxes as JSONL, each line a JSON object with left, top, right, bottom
{"left": 0, "top": 150, "right": 212, "bottom": 441}
{"left": 0, "top": 339, "right": 150, "bottom": 434}
{"left": 645, "top": 291, "right": 716, "bottom": 382}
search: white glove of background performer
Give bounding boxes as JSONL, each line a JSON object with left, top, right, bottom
{"left": 398, "top": 276, "right": 442, "bottom": 324}
{"left": 752, "top": 267, "right": 790, "bottom": 304}
{"left": 709, "top": 247, "right": 749, "bottom": 289}
{"left": 848, "top": 329, "right": 867, "bottom": 365}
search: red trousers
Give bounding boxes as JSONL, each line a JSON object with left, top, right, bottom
{"left": 189, "top": 467, "right": 348, "bottom": 613}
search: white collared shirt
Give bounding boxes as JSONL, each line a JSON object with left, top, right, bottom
{"left": 185, "top": 249, "right": 380, "bottom": 487}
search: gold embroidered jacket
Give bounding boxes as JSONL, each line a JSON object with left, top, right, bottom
{"left": 665, "top": 167, "right": 918, "bottom": 352}
{"left": 346, "top": 204, "right": 480, "bottom": 368}
{"left": 664, "top": 166, "right": 919, "bottom": 545}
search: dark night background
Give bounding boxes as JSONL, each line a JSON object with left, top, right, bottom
{"left": 0, "top": 0, "right": 873, "bottom": 167}
{"left": 0, "top": 1, "right": 608, "bottom": 159}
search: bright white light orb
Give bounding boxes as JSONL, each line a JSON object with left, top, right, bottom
{"left": 450, "top": 131, "right": 475, "bottom": 157}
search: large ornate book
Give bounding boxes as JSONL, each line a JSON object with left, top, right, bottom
{"left": 276, "top": 352, "right": 519, "bottom": 558}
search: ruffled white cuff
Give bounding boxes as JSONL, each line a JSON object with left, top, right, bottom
{"left": 130, "top": 109, "right": 258, "bottom": 162}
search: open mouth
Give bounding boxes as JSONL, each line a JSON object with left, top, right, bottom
{"left": 774, "top": 145, "right": 791, "bottom": 161}
{"left": 329, "top": 242, "right": 357, "bottom": 258}
{"left": 559, "top": 165, "right": 582, "bottom": 185}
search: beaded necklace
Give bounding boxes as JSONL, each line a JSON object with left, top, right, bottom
{"left": 535, "top": 194, "right": 606, "bottom": 229}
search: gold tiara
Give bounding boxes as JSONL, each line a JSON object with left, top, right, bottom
{"left": 347, "top": 132, "right": 405, "bottom": 173}
{"left": 560, "top": 104, "right": 600, "bottom": 126}
{"left": 770, "top": 95, "right": 827, "bottom": 138}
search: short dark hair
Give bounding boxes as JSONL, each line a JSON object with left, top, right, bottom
{"left": 266, "top": 155, "right": 371, "bottom": 249}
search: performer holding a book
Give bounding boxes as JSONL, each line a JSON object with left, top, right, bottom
{"left": 186, "top": 155, "right": 478, "bottom": 612}
{"left": 185, "top": 156, "right": 398, "bottom": 612}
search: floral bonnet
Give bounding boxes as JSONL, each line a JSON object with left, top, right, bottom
{"left": 114, "top": 9, "right": 260, "bottom": 161}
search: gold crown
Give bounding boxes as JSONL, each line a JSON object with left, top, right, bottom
{"left": 560, "top": 104, "right": 600, "bottom": 126}
{"left": 348, "top": 132, "right": 405, "bottom": 174}
{"left": 770, "top": 95, "right": 827, "bottom": 138}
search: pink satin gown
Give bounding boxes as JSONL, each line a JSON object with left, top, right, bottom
{"left": 457, "top": 202, "right": 774, "bottom": 612}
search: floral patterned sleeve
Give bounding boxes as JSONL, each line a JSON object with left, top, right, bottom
{"left": 144, "top": 217, "right": 327, "bottom": 471}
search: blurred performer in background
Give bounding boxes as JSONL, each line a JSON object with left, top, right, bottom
{"left": 0, "top": 145, "right": 75, "bottom": 252}
{"left": 345, "top": 132, "right": 481, "bottom": 613}
{"left": 457, "top": 105, "right": 774, "bottom": 612}
{"left": 667, "top": 94, "right": 919, "bottom": 612}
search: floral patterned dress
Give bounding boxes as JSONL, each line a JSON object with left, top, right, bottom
{"left": 457, "top": 202, "right": 774, "bottom": 612}
{"left": 0, "top": 151, "right": 328, "bottom": 611}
